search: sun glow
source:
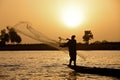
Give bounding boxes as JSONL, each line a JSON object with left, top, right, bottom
{"left": 61, "top": 5, "right": 85, "bottom": 28}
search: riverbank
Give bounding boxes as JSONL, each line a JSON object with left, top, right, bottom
{"left": 0, "top": 43, "right": 120, "bottom": 51}
{"left": 0, "top": 44, "right": 57, "bottom": 51}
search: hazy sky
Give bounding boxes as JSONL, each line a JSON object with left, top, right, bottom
{"left": 0, "top": 0, "right": 120, "bottom": 43}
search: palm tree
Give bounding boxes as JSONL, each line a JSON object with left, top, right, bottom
{"left": 83, "top": 30, "right": 93, "bottom": 45}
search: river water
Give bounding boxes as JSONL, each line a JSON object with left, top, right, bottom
{"left": 0, "top": 51, "right": 120, "bottom": 80}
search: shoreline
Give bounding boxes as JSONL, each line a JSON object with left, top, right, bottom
{"left": 0, "top": 43, "right": 120, "bottom": 51}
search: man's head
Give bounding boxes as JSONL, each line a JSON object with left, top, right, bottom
{"left": 71, "top": 35, "right": 76, "bottom": 39}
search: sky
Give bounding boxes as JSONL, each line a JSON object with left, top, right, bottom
{"left": 0, "top": 0, "right": 120, "bottom": 43}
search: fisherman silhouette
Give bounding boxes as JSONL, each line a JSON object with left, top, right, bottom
{"left": 67, "top": 35, "right": 77, "bottom": 67}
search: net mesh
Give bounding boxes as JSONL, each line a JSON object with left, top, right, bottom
{"left": 13, "top": 21, "right": 86, "bottom": 60}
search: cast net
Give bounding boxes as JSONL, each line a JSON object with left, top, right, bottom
{"left": 13, "top": 21, "right": 86, "bottom": 60}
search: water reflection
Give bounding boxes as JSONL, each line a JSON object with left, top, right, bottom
{"left": 67, "top": 70, "right": 77, "bottom": 80}
{"left": 0, "top": 51, "right": 120, "bottom": 80}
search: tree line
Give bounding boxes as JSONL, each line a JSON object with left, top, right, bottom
{"left": 0, "top": 25, "right": 101, "bottom": 46}
{"left": 0, "top": 26, "right": 22, "bottom": 46}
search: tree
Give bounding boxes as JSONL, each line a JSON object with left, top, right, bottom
{"left": 0, "top": 29, "right": 9, "bottom": 46}
{"left": 7, "top": 27, "right": 22, "bottom": 44}
{"left": 83, "top": 30, "right": 93, "bottom": 45}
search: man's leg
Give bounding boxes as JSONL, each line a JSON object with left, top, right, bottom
{"left": 69, "top": 58, "right": 72, "bottom": 66}
{"left": 74, "top": 59, "right": 76, "bottom": 66}
{"left": 74, "top": 55, "right": 76, "bottom": 66}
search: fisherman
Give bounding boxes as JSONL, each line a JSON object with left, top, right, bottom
{"left": 67, "top": 35, "right": 77, "bottom": 66}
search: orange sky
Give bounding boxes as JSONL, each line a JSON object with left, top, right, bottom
{"left": 0, "top": 0, "right": 120, "bottom": 43}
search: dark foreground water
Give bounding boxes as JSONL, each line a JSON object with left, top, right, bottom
{"left": 0, "top": 51, "right": 120, "bottom": 80}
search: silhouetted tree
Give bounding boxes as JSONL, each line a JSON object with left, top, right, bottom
{"left": 83, "top": 30, "right": 93, "bottom": 45}
{"left": 7, "top": 27, "right": 22, "bottom": 44}
{"left": 0, "top": 29, "right": 9, "bottom": 46}
{"left": 93, "top": 41, "right": 101, "bottom": 44}
{"left": 102, "top": 40, "right": 108, "bottom": 43}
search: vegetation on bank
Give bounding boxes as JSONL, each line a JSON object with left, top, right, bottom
{"left": 0, "top": 27, "right": 119, "bottom": 50}
{"left": 0, "top": 26, "right": 21, "bottom": 46}
{"left": 0, "top": 42, "right": 119, "bottom": 51}
{"left": 0, "top": 44, "right": 57, "bottom": 51}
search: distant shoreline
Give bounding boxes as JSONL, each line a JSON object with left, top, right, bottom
{"left": 0, "top": 44, "right": 57, "bottom": 51}
{"left": 0, "top": 43, "right": 120, "bottom": 51}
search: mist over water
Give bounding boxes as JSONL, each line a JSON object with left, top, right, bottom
{"left": 0, "top": 51, "right": 119, "bottom": 80}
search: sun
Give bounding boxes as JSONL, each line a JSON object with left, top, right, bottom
{"left": 61, "top": 5, "right": 85, "bottom": 28}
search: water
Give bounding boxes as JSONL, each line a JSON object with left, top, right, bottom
{"left": 0, "top": 51, "right": 120, "bottom": 80}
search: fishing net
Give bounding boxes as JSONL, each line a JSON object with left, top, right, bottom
{"left": 13, "top": 21, "right": 86, "bottom": 60}
{"left": 13, "top": 21, "right": 62, "bottom": 49}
